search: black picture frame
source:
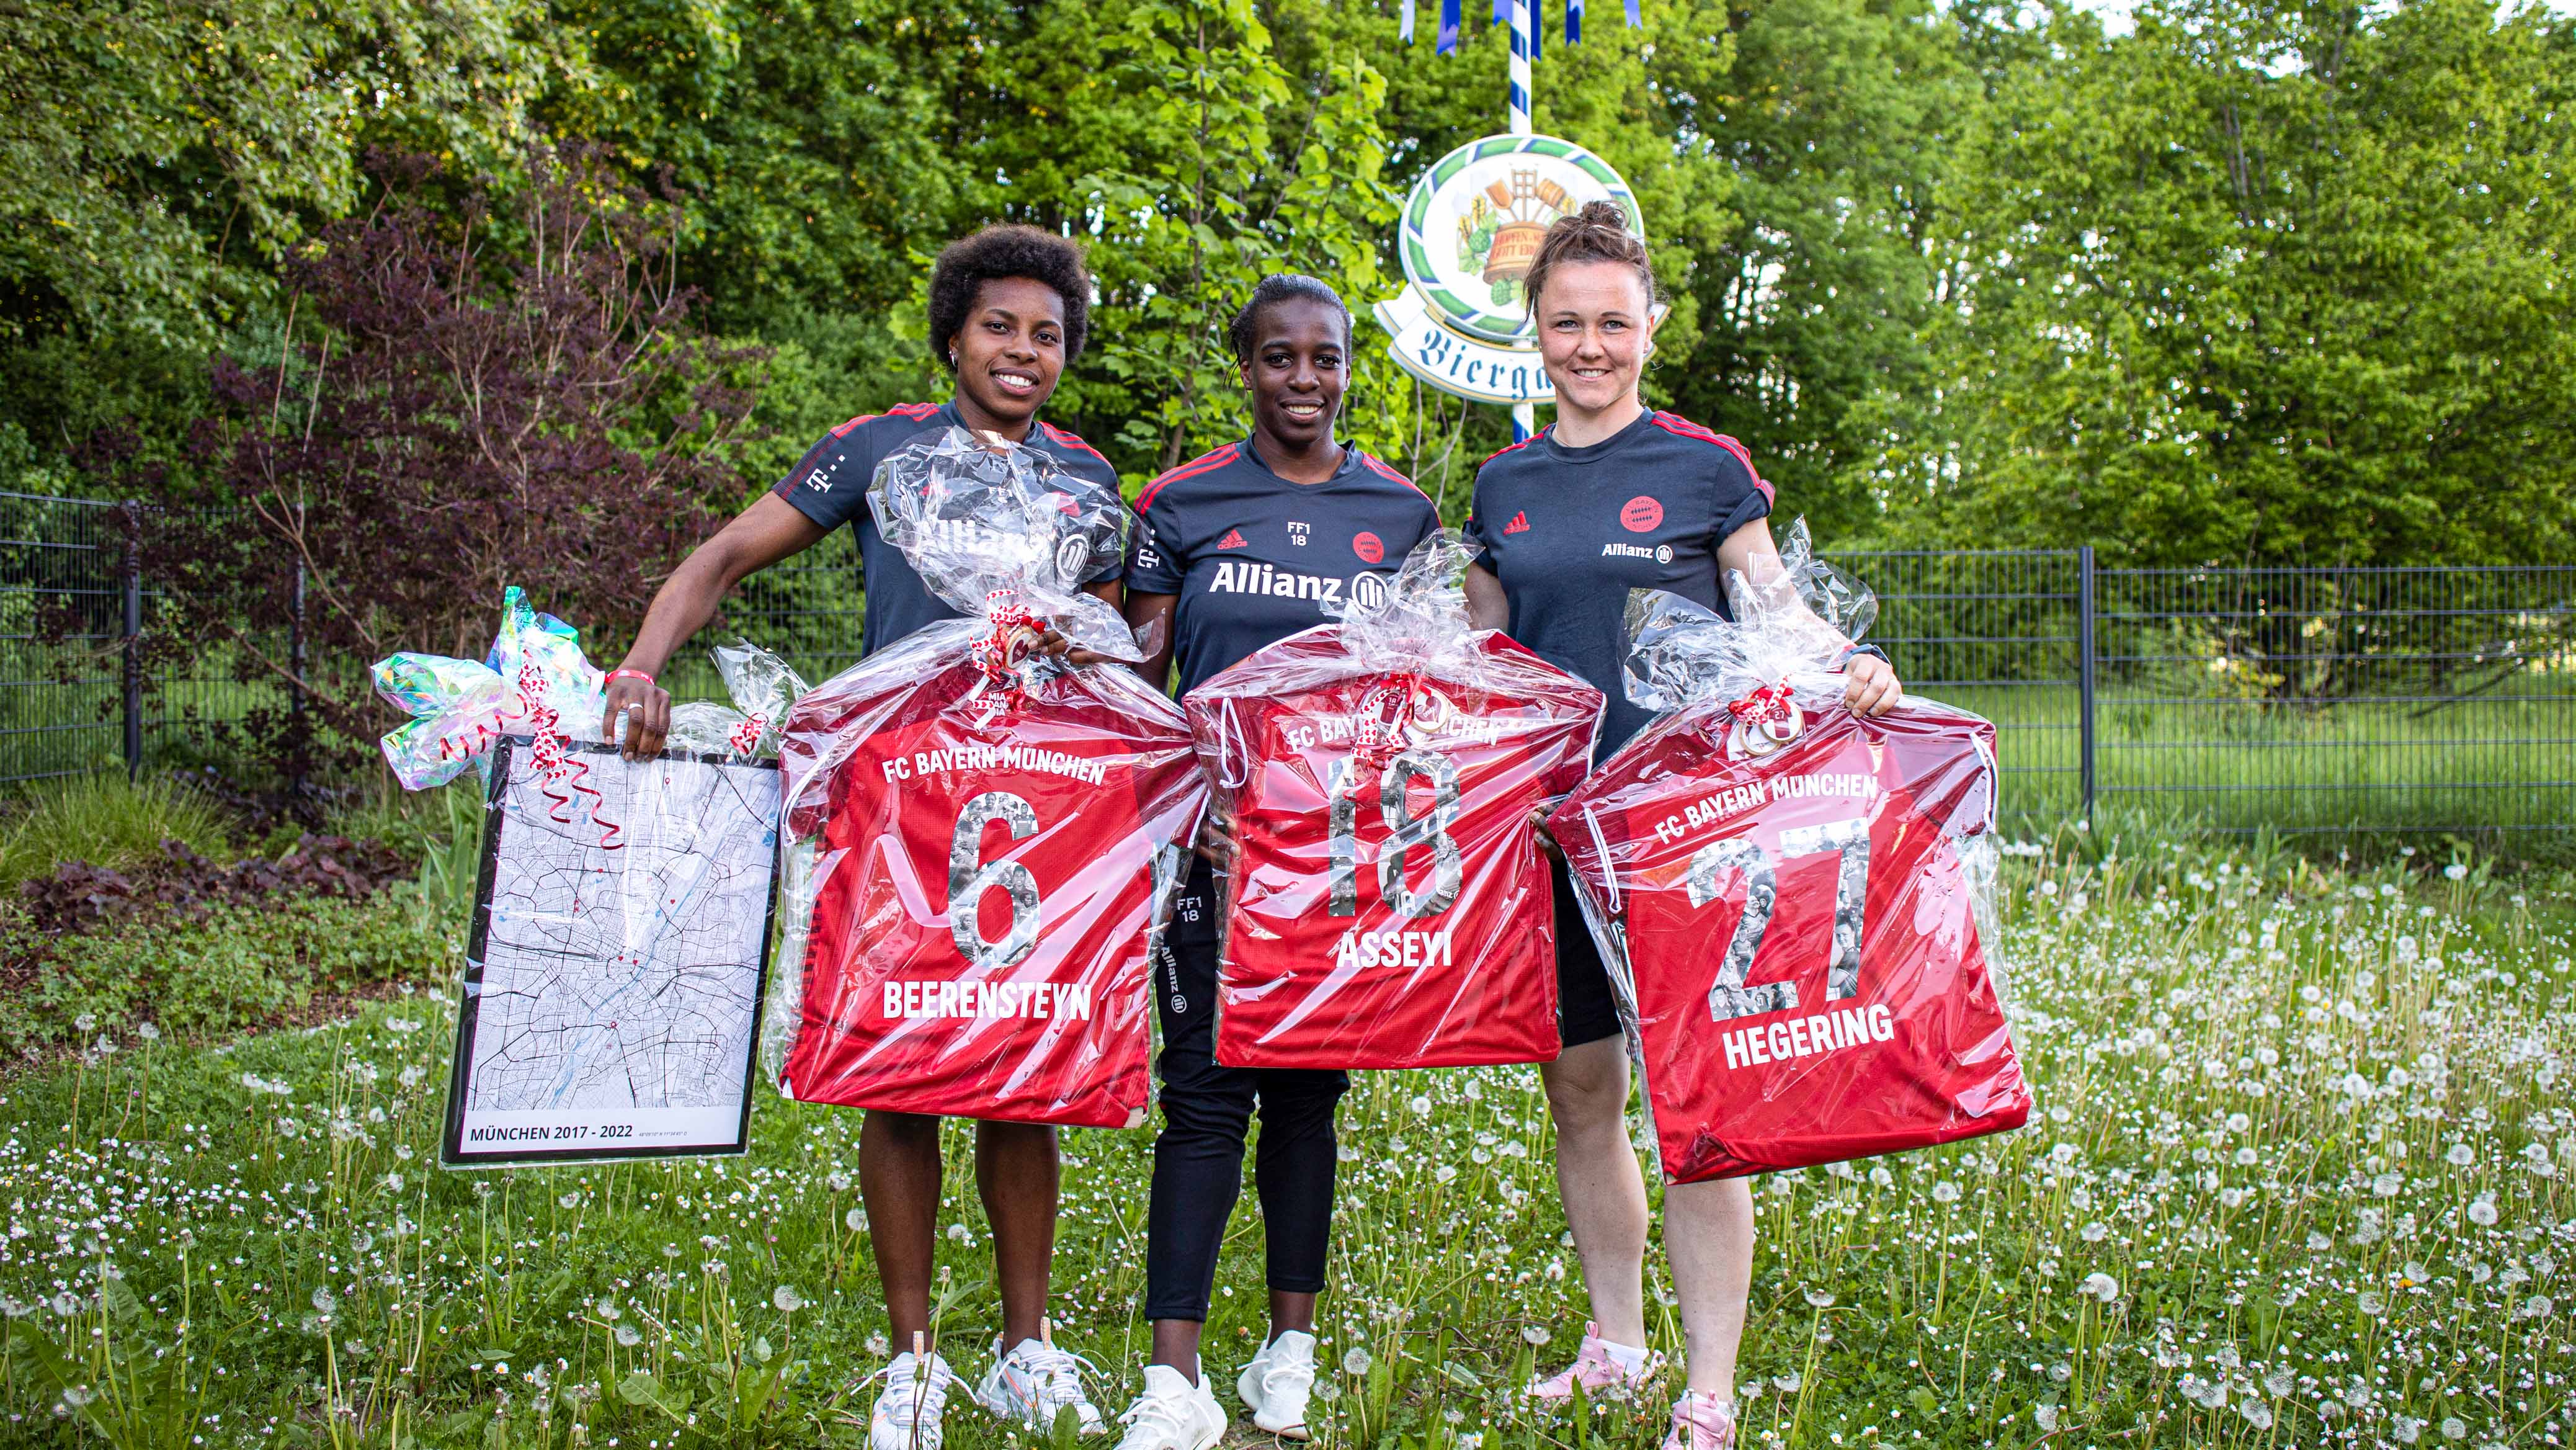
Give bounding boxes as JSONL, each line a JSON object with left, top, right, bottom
{"left": 440, "top": 734, "right": 781, "bottom": 1168}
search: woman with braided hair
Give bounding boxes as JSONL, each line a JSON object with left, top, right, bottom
{"left": 1108, "top": 274, "right": 1441, "bottom": 1450}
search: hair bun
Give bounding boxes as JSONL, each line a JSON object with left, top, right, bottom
{"left": 1573, "top": 199, "right": 1629, "bottom": 230}
{"left": 1520, "top": 199, "right": 1659, "bottom": 316}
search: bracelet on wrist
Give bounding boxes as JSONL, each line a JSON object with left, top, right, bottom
{"left": 605, "top": 668, "right": 656, "bottom": 687}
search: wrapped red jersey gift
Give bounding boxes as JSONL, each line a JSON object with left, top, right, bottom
{"left": 767, "top": 430, "right": 1205, "bottom": 1129}
{"left": 1185, "top": 535, "right": 1602, "bottom": 1070}
{"left": 1550, "top": 524, "right": 2030, "bottom": 1182}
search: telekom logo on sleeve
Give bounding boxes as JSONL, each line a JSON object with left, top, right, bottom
{"left": 1621, "top": 496, "right": 1665, "bottom": 532}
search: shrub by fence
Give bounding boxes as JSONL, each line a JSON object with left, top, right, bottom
{"left": 4, "top": 496, "right": 2568, "bottom": 853}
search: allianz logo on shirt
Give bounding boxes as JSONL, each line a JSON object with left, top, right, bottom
{"left": 1208, "top": 560, "right": 1390, "bottom": 612}
{"left": 1603, "top": 541, "right": 1675, "bottom": 563}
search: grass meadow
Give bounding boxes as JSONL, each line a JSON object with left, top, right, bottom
{"left": 0, "top": 814, "right": 2570, "bottom": 1449}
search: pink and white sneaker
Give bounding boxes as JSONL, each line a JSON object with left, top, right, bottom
{"left": 1661, "top": 1390, "right": 1739, "bottom": 1450}
{"left": 1523, "top": 1322, "right": 1665, "bottom": 1403}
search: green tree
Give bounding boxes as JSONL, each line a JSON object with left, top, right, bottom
{"left": 0, "top": 0, "right": 558, "bottom": 344}
{"left": 1919, "top": 0, "right": 2576, "bottom": 565}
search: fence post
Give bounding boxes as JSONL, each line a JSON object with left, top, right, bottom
{"left": 120, "top": 500, "right": 143, "bottom": 781}
{"left": 2078, "top": 545, "right": 2097, "bottom": 819}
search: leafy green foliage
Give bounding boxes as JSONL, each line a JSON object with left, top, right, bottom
{"left": 0, "top": 0, "right": 559, "bottom": 344}
{"left": 1914, "top": 0, "right": 2576, "bottom": 564}
{"left": 0, "top": 775, "right": 233, "bottom": 895}
{"left": 0, "top": 895, "right": 448, "bottom": 1056}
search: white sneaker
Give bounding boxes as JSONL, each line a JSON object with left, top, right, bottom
{"left": 1115, "top": 1364, "right": 1226, "bottom": 1450}
{"left": 868, "top": 1350, "right": 963, "bottom": 1450}
{"left": 974, "top": 1331, "right": 1110, "bottom": 1438}
{"left": 1235, "top": 1328, "right": 1317, "bottom": 1439}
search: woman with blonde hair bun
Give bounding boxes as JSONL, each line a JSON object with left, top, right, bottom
{"left": 1463, "top": 200, "right": 1905, "bottom": 1449}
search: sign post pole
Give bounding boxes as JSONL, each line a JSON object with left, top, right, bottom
{"left": 1507, "top": 0, "right": 1536, "bottom": 441}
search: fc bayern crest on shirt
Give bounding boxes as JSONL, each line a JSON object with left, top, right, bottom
{"left": 1371, "top": 133, "right": 1648, "bottom": 407}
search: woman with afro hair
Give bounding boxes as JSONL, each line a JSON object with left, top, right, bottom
{"left": 599, "top": 225, "right": 1123, "bottom": 1447}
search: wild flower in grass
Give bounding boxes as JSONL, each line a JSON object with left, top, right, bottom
{"left": 845, "top": 1208, "right": 868, "bottom": 1232}
{"left": 1522, "top": 1325, "right": 1550, "bottom": 1346}
{"left": 614, "top": 1323, "right": 641, "bottom": 1346}
{"left": 1930, "top": 1180, "right": 1959, "bottom": 1204}
{"left": 1804, "top": 1290, "right": 1835, "bottom": 1308}
{"left": 1342, "top": 1346, "right": 1373, "bottom": 1375}
{"left": 946, "top": 1223, "right": 971, "bottom": 1245}
{"left": 2033, "top": 1404, "right": 2059, "bottom": 1431}
{"left": 2467, "top": 1196, "right": 2499, "bottom": 1226}
{"left": 1409, "top": 1094, "right": 1432, "bottom": 1117}
{"left": 2080, "top": 1273, "right": 2119, "bottom": 1302}
{"left": 865, "top": 1331, "right": 891, "bottom": 1357}
{"left": 2440, "top": 1417, "right": 2468, "bottom": 1440}
{"left": 772, "top": 1285, "right": 804, "bottom": 1312}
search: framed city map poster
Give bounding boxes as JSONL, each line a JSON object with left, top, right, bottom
{"left": 440, "top": 735, "right": 782, "bottom": 1166}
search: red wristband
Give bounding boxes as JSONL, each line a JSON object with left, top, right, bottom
{"left": 605, "top": 668, "right": 656, "bottom": 687}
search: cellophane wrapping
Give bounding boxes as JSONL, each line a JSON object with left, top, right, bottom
{"left": 373, "top": 586, "right": 607, "bottom": 790}
{"left": 767, "top": 429, "right": 1205, "bottom": 1128}
{"left": 1184, "top": 533, "right": 1603, "bottom": 1070}
{"left": 1550, "top": 522, "right": 2029, "bottom": 1183}
{"left": 663, "top": 641, "right": 810, "bottom": 759}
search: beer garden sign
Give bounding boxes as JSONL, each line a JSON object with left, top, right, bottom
{"left": 1372, "top": 132, "right": 1647, "bottom": 411}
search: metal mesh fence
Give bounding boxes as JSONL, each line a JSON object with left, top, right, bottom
{"left": 4, "top": 493, "right": 2569, "bottom": 854}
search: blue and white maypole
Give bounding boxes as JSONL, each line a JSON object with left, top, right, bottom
{"left": 1507, "top": 0, "right": 1536, "bottom": 441}
{"left": 1374, "top": 1, "right": 1648, "bottom": 456}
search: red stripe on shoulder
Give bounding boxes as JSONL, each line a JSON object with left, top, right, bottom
{"left": 1133, "top": 444, "right": 1241, "bottom": 513}
{"left": 1038, "top": 420, "right": 1109, "bottom": 464}
{"left": 827, "top": 402, "right": 941, "bottom": 438}
{"left": 1651, "top": 412, "right": 1774, "bottom": 503}
{"left": 1357, "top": 452, "right": 1425, "bottom": 496}
{"left": 1478, "top": 436, "right": 1538, "bottom": 470}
